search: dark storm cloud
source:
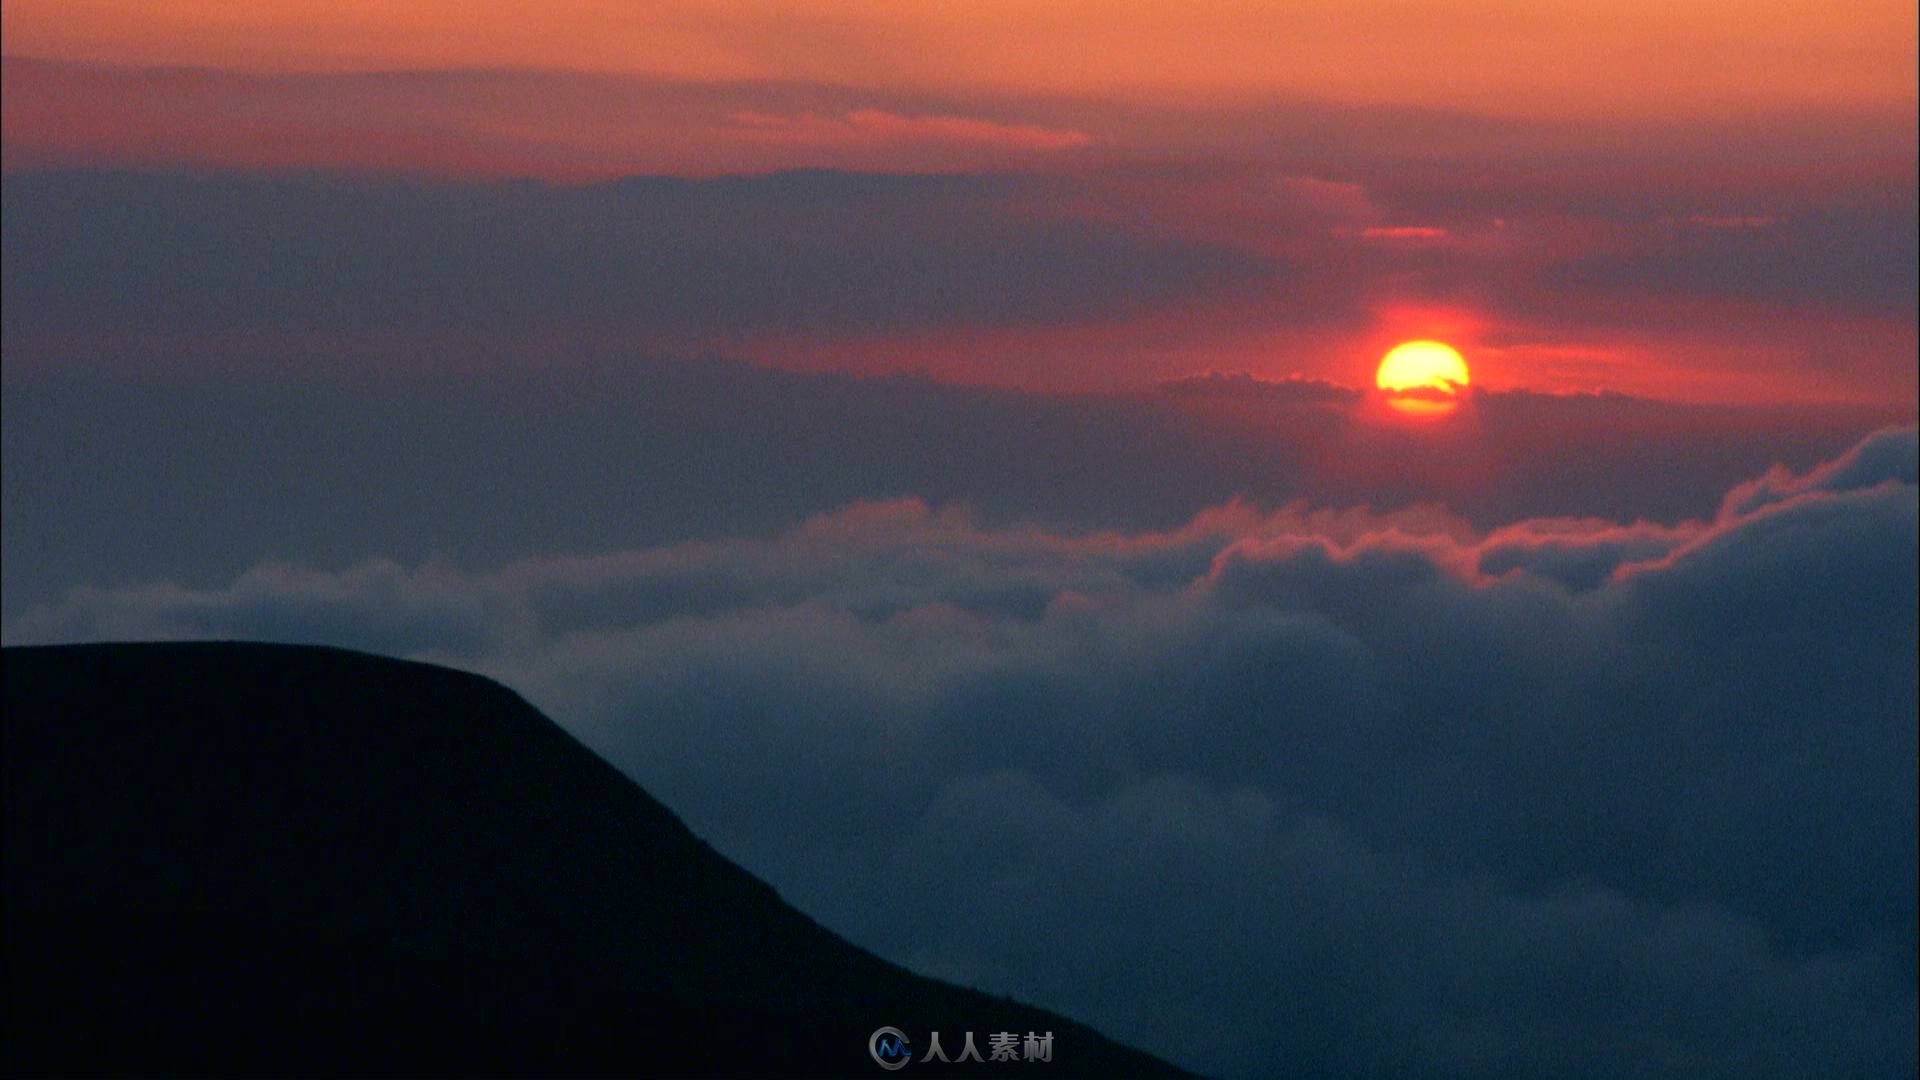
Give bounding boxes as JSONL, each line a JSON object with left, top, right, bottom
{"left": 8, "top": 428, "right": 1915, "bottom": 1080}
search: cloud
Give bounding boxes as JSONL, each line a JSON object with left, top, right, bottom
{"left": 1475, "top": 518, "right": 1690, "bottom": 590}
{"left": 8, "top": 427, "right": 1915, "bottom": 1079}
{"left": 0, "top": 167, "right": 1276, "bottom": 351}
{"left": 1719, "top": 425, "right": 1919, "bottom": 517}
{"left": 1548, "top": 202, "right": 1920, "bottom": 318}
{"left": 0, "top": 59, "right": 1100, "bottom": 177}
{"left": 1360, "top": 225, "right": 1449, "bottom": 241}
{"left": 727, "top": 109, "right": 1091, "bottom": 151}
{"left": 4, "top": 115, "right": 1913, "bottom": 400}
{"left": 6, "top": 3, "right": 1913, "bottom": 119}
{"left": 1678, "top": 214, "right": 1782, "bottom": 230}
{"left": 2, "top": 359, "right": 1897, "bottom": 619}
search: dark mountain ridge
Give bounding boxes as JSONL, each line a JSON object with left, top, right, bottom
{"left": 3, "top": 642, "right": 1186, "bottom": 1077}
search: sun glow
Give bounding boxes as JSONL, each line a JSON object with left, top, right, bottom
{"left": 1376, "top": 341, "right": 1470, "bottom": 416}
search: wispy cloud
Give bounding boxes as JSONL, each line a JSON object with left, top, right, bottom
{"left": 728, "top": 108, "right": 1091, "bottom": 151}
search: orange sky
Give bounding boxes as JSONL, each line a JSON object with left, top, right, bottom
{"left": 1, "top": 2, "right": 1914, "bottom": 406}
{"left": 6, "top": 1, "right": 1915, "bottom": 117}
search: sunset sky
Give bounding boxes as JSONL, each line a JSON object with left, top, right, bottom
{"left": 3, "top": 5, "right": 1916, "bottom": 1079}
{"left": 4, "top": 0, "right": 1916, "bottom": 402}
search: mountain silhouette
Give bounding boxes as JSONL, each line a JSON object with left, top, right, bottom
{"left": 4, "top": 642, "right": 1189, "bottom": 1078}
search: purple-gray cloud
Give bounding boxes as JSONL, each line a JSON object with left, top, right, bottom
{"left": 4, "top": 159, "right": 1913, "bottom": 401}
{"left": 0, "top": 168, "right": 1278, "bottom": 350}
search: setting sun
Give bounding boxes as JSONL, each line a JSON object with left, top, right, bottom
{"left": 1377, "top": 341, "right": 1469, "bottom": 393}
{"left": 1377, "top": 341, "right": 1470, "bottom": 415}
{"left": 3, "top": 1, "right": 1915, "bottom": 1076}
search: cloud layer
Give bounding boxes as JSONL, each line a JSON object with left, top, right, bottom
{"left": 5, "top": 152, "right": 1913, "bottom": 401}
{"left": 3, "top": 359, "right": 1893, "bottom": 617}
{"left": 9, "top": 426, "right": 1915, "bottom": 1079}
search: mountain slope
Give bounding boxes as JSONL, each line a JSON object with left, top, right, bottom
{"left": 3, "top": 642, "right": 1187, "bottom": 1077}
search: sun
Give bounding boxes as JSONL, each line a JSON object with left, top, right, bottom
{"left": 1376, "top": 341, "right": 1469, "bottom": 415}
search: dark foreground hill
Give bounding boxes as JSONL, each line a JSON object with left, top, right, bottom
{"left": 3, "top": 642, "right": 1187, "bottom": 1078}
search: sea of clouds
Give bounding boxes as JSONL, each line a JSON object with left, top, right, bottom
{"left": 8, "top": 425, "right": 1915, "bottom": 1079}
